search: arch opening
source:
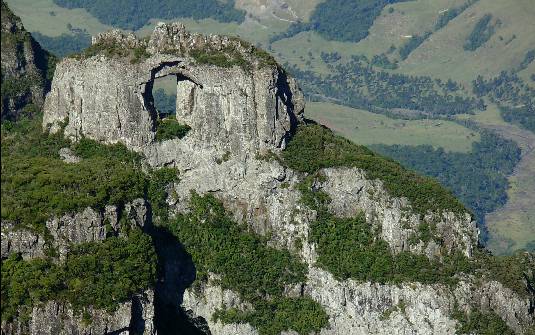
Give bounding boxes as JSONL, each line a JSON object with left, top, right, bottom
{"left": 144, "top": 67, "right": 196, "bottom": 142}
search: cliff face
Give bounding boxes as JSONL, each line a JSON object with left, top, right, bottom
{"left": 0, "top": 1, "right": 51, "bottom": 120}
{"left": 43, "top": 23, "right": 303, "bottom": 154}
{"left": 2, "top": 19, "right": 534, "bottom": 335}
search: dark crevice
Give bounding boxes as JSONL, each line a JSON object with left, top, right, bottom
{"left": 143, "top": 199, "right": 206, "bottom": 334}
{"left": 275, "top": 70, "right": 298, "bottom": 148}
{"left": 129, "top": 295, "right": 145, "bottom": 334}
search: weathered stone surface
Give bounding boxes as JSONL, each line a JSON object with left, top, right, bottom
{"left": 1, "top": 198, "right": 150, "bottom": 260}
{"left": 319, "top": 167, "right": 478, "bottom": 258}
{"left": 1, "top": 1, "right": 49, "bottom": 120}
{"left": 59, "top": 147, "right": 81, "bottom": 163}
{"left": 1, "top": 290, "right": 156, "bottom": 335}
{"left": 43, "top": 22, "right": 304, "bottom": 155}
{"left": 182, "top": 277, "right": 257, "bottom": 335}
{"left": 1, "top": 221, "right": 45, "bottom": 259}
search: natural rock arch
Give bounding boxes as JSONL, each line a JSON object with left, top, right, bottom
{"left": 43, "top": 24, "right": 304, "bottom": 155}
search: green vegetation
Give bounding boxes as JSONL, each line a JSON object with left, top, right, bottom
{"left": 399, "top": 32, "right": 431, "bottom": 60}
{"left": 464, "top": 14, "right": 497, "bottom": 51}
{"left": 147, "top": 167, "right": 179, "bottom": 220}
{"left": 477, "top": 251, "right": 535, "bottom": 299}
{"left": 306, "top": 102, "right": 480, "bottom": 152}
{"left": 372, "top": 130, "right": 521, "bottom": 240}
{"left": 166, "top": 192, "right": 328, "bottom": 335}
{"left": 452, "top": 308, "right": 514, "bottom": 335}
{"left": 281, "top": 124, "right": 466, "bottom": 216}
{"left": 284, "top": 131, "right": 532, "bottom": 295}
{"left": 285, "top": 57, "right": 483, "bottom": 117}
{"left": 1, "top": 118, "right": 145, "bottom": 232}
{"left": 272, "top": 0, "right": 408, "bottom": 43}
{"left": 473, "top": 71, "right": 534, "bottom": 133}
{"left": 52, "top": 0, "right": 245, "bottom": 31}
{"left": 434, "top": 0, "right": 479, "bottom": 31}
{"left": 155, "top": 117, "right": 190, "bottom": 142}
{"left": 214, "top": 297, "right": 328, "bottom": 335}
{"left": 370, "top": 53, "right": 398, "bottom": 70}
{"left": 298, "top": 174, "right": 472, "bottom": 285}
{"left": 1, "top": 115, "right": 178, "bottom": 232}
{"left": 1, "top": 229, "right": 157, "bottom": 322}
{"left": 32, "top": 30, "right": 91, "bottom": 57}
{"left": 74, "top": 38, "right": 150, "bottom": 63}
{"left": 190, "top": 48, "right": 248, "bottom": 69}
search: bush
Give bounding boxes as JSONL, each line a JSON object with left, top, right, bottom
{"left": 281, "top": 124, "right": 466, "bottom": 216}
{"left": 155, "top": 118, "right": 190, "bottom": 142}
{"left": 1, "top": 115, "right": 178, "bottom": 232}
{"left": 452, "top": 308, "right": 514, "bottom": 335}
{"left": 190, "top": 48, "right": 249, "bottom": 69}
{"left": 1, "top": 229, "right": 157, "bottom": 322}
{"left": 464, "top": 14, "right": 496, "bottom": 51}
{"left": 166, "top": 192, "right": 328, "bottom": 334}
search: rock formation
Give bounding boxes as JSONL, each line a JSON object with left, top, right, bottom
{"left": 2, "top": 18, "right": 534, "bottom": 335}
{"left": 0, "top": 1, "right": 52, "bottom": 120}
{"left": 43, "top": 23, "right": 303, "bottom": 154}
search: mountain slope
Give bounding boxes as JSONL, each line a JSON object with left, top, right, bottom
{"left": 1, "top": 11, "right": 534, "bottom": 334}
{"left": 1, "top": 1, "right": 55, "bottom": 120}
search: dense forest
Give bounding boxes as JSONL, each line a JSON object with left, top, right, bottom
{"left": 473, "top": 70, "right": 535, "bottom": 133}
{"left": 286, "top": 57, "right": 483, "bottom": 117}
{"left": 53, "top": 0, "right": 245, "bottom": 30}
{"left": 270, "top": 0, "right": 409, "bottom": 43}
{"left": 372, "top": 130, "right": 521, "bottom": 242}
{"left": 32, "top": 31, "right": 91, "bottom": 57}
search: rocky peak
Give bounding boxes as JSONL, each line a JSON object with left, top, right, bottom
{"left": 43, "top": 22, "right": 304, "bottom": 154}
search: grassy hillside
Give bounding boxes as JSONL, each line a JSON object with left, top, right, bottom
{"left": 306, "top": 102, "right": 479, "bottom": 152}
{"left": 4, "top": 0, "right": 112, "bottom": 36}
{"left": 399, "top": 0, "right": 535, "bottom": 83}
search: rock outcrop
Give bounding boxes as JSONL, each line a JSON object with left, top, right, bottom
{"left": 43, "top": 23, "right": 303, "bottom": 154}
{"left": 2, "top": 19, "right": 533, "bottom": 335}
{"left": 0, "top": 1, "right": 51, "bottom": 120}
{"left": 2, "top": 290, "right": 155, "bottom": 335}
{"left": 1, "top": 199, "right": 156, "bottom": 335}
{"left": 1, "top": 198, "right": 150, "bottom": 260}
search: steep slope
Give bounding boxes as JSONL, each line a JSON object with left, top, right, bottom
{"left": 2, "top": 19, "right": 534, "bottom": 335}
{"left": 0, "top": 1, "right": 54, "bottom": 120}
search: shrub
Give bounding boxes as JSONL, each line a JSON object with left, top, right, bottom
{"left": 166, "top": 192, "right": 328, "bottom": 334}
{"left": 1, "top": 229, "right": 157, "bottom": 322}
{"left": 452, "top": 308, "right": 514, "bottom": 335}
{"left": 155, "top": 118, "right": 190, "bottom": 142}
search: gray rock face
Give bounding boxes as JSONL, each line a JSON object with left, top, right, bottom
{"left": 1, "top": 290, "right": 155, "bottom": 335}
{"left": 1, "top": 221, "right": 45, "bottom": 259}
{"left": 1, "top": 199, "right": 150, "bottom": 260}
{"left": 59, "top": 147, "right": 81, "bottom": 163}
{"left": 43, "top": 22, "right": 304, "bottom": 155}
{"left": 320, "top": 167, "right": 478, "bottom": 258}
{"left": 1, "top": 1, "right": 48, "bottom": 120}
